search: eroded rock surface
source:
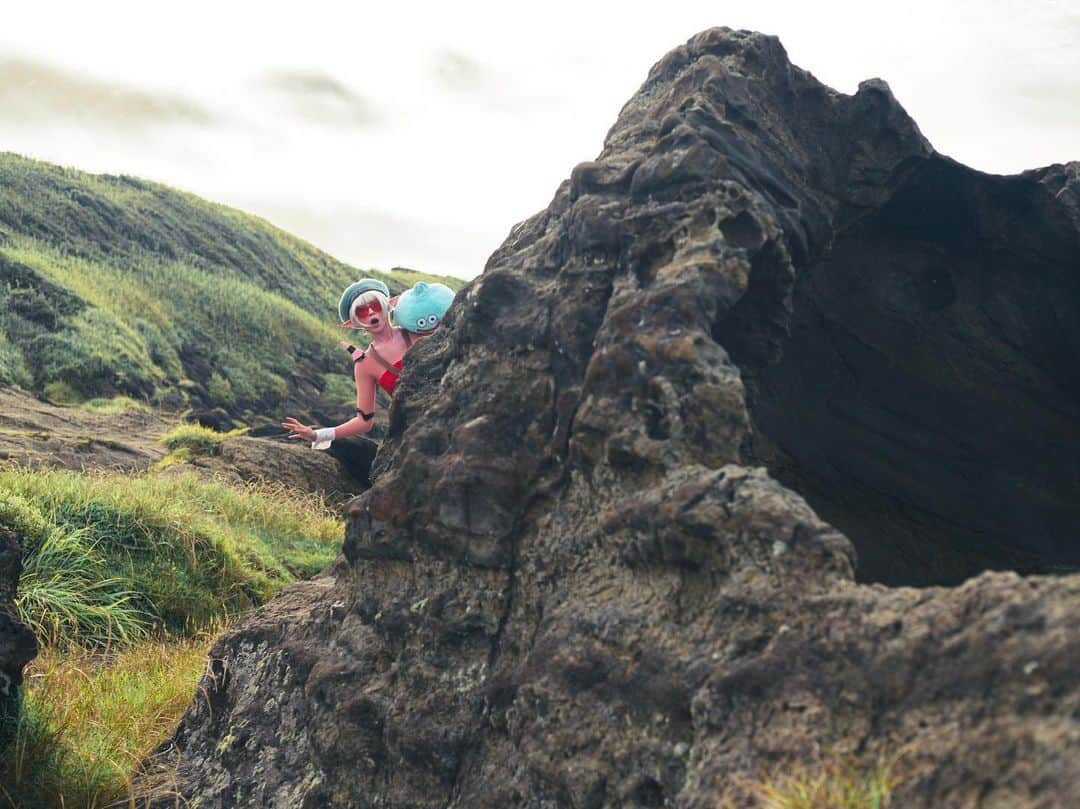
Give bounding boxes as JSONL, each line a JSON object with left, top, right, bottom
{"left": 0, "top": 526, "right": 37, "bottom": 741}
{"left": 157, "top": 28, "right": 1080, "bottom": 808}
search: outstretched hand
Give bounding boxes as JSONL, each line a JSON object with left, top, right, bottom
{"left": 281, "top": 417, "right": 316, "bottom": 442}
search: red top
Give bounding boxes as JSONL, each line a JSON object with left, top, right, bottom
{"left": 378, "top": 361, "right": 403, "bottom": 395}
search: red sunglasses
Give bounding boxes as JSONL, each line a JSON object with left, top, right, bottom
{"left": 352, "top": 299, "right": 383, "bottom": 320}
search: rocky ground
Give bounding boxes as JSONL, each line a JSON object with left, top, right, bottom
{"left": 0, "top": 387, "right": 170, "bottom": 472}
{"left": 132, "top": 27, "right": 1080, "bottom": 808}
{"left": 0, "top": 386, "right": 371, "bottom": 503}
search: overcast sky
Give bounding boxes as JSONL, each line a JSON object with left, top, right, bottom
{"left": 1, "top": 0, "right": 1077, "bottom": 279}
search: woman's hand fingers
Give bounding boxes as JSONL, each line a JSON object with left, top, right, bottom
{"left": 281, "top": 416, "right": 318, "bottom": 442}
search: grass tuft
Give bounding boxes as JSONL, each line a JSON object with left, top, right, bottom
{"left": 82, "top": 396, "right": 150, "bottom": 415}
{"left": 0, "top": 490, "right": 50, "bottom": 545}
{"left": 16, "top": 524, "right": 151, "bottom": 649}
{"left": 733, "top": 756, "right": 897, "bottom": 809}
{"left": 41, "top": 380, "right": 83, "bottom": 406}
{"left": 161, "top": 423, "right": 246, "bottom": 455}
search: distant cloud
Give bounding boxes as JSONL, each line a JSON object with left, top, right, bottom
{"left": 258, "top": 70, "right": 380, "bottom": 127}
{"left": 434, "top": 50, "right": 488, "bottom": 91}
{"left": 981, "top": 10, "right": 1080, "bottom": 132}
{"left": 236, "top": 199, "right": 491, "bottom": 280}
{"left": 1002, "top": 77, "right": 1080, "bottom": 129}
{"left": 431, "top": 48, "right": 568, "bottom": 121}
{"left": 0, "top": 59, "right": 213, "bottom": 129}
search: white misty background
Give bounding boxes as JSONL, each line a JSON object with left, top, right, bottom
{"left": 0, "top": 0, "right": 1076, "bottom": 280}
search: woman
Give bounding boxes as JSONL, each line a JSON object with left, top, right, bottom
{"left": 281, "top": 278, "right": 415, "bottom": 449}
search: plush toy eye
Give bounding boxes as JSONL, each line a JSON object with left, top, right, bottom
{"left": 416, "top": 317, "right": 427, "bottom": 329}
{"left": 429, "top": 315, "right": 439, "bottom": 326}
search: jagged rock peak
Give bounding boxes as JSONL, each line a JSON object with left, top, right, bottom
{"left": 155, "top": 28, "right": 1080, "bottom": 808}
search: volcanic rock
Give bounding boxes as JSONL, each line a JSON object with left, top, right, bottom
{"left": 155, "top": 28, "right": 1080, "bottom": 808}
{"left": 0, "top": 526, "right": 37, "bottom": 743}
{"left": 164, "top": 434, "right": 371, "bottom": 506}
{"left": 186, "top": 408, "right": 237, "bottom": 433}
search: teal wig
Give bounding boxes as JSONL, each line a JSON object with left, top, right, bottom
{"left": 338, "top": 278, "right": 391, "bottom": 323}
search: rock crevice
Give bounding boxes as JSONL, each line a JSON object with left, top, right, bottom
{"left": 743, "top": 155, "right": 1080, "bottom": 585}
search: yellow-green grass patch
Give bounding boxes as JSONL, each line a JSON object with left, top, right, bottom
{"left": 81, "top": 396, "right": 151, "bottom": 415}
{"left": 719, "top": 756, "right": 898, "bottom": 809}
{"left": 1, "top": 634, "right": 215, "bottom": 808}
{"left": 161, "top": 423, "right": 248, "bottom": 455}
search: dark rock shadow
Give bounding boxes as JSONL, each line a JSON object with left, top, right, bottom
{"left": 740, "top": 157, "right": 1080, "bottom": 585}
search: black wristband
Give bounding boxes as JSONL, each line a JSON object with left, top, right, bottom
{"left": 356, "top": 409, "right": 374, "bottom": 421}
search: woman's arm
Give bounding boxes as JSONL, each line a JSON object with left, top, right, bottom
{"left": 332, "top": 363, "right": 377, "bottom": 438}
{"left": 282, "top": 361, "right": 378, "bottom": 446}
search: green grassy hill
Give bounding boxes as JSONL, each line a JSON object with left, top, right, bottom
{"left": 0, "top": 152, "right": 463, "bottom": 423}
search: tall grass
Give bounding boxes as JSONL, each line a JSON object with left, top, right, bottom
{"left": 1, "top": 636, "right": 214, "bottom": 808}
{"left": 16, "top": 525, "right": 150, "bottom": 649}
{"left": 0, "top": 152, "right": 369, "bottom": 303}
{"left": 2, "top": 234, "right": 343, "bottom": 408}
{"left": 1, "top": 467, "right": 341, "bottom": 641}
{"left": 0, "top": 463, "right": 343, "bottom": 806}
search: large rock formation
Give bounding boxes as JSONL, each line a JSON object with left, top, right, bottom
{"left": 155, "top": 28, "right": 1080, "bottom": 807}
{"left": 0, "top": 527, "right": 37, "bottom": 742}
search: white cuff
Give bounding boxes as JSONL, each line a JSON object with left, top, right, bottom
{"left": 312, "top": 427, "right": 335, "bottom": 450}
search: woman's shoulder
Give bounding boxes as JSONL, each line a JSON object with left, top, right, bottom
{"left": 352, "top": 351, "right": 378, "bottom": 377}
